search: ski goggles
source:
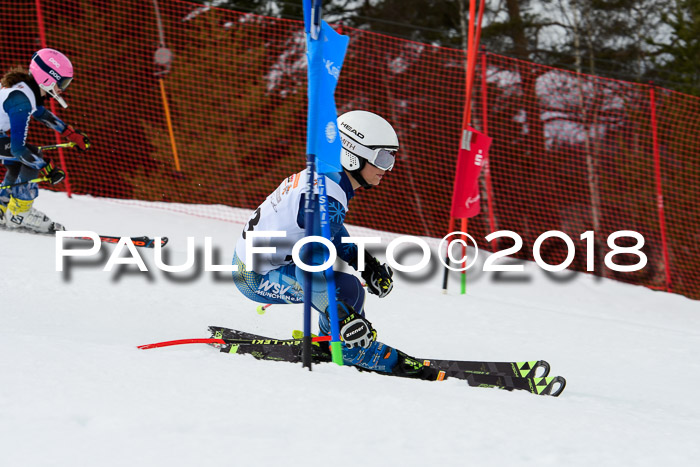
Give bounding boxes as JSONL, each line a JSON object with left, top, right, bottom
{"left": 344, "top": 142, "right": 396, "bottom": 171}
{"left": 55, "top": 76, "right": 72, "bottom": 91}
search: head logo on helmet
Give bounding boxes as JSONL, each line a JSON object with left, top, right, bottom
{"left": 340, "top": 122, "right": 365, "bottom": 140}
{"left": 29, "top": 48, "right": 73, "bottom": 109}
{"left": 337, "top": 110, "right": 399, "bottom": 188}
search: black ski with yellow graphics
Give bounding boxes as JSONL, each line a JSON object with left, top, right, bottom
{"left": 209, "top": 326, "right": 331, "bottom": 364}
{"left": 419, "top": 358, "right": 550, "bottom": 379}
{"left": 464, "top": 373, "right": 566, "bottom": 396}
{"left": 209, "top": 327, "right": 549, "bottom": 378}
{"left": 208, "top": 326, "right": 566, "bottom": 396}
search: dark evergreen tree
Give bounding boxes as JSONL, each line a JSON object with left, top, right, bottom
{"left": 188, "top": 1, "right": 697, "bottom": 93}
{"left": 648, "top": 0, "right": 700, "bottom": 95}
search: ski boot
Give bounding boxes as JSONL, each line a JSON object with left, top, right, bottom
{"left": 390, "top": 350, "right": 445, "bottom": 381}
{"left": 4, "top": 197, "right": 65, "bottom": 233}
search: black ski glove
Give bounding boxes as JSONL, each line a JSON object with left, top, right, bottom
{"left": 330, "top": 301, "right": 377, "bottom": 349}
{"left": 340, "top": 312, "right": 376, "bottom": 349}
{"left": 42, "top": 160, "right": 66, "bottom": 185}
{"left": 47, "top": 167, "right": 66, "bottom": 185}
{"left": 360, "top": 252, "right": 394, "bottom": 298}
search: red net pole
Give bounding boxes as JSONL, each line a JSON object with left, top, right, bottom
{"left": 441, "top": 0, "right": 487, "bottom": 293}
{"left": 34, "top": 0, "right": 72, "bottom": 197}
{"left": 462, "top": 0, "right": 477, "bottom": 129}
{"left": 459, "top": 0, "right": 477, "bottom": 290}
{"left": 480, "top": 51, "right": 497, "bottom": 252}
{"left": 463, "top": 0, "right": 485, "bottom": 129}
{"left": 459, "top": 0, "right": 486, "bottom": 290}
{"left": 648, "top": 86, "right": 673, "bottom": 292}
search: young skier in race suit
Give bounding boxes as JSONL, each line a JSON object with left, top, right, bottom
{"left": 232, "top": 110, "right": 429, "bottom": 377}
{"left": 0, "top": 48, "right": 90, "bottom": 232}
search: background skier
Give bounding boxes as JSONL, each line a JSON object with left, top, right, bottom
{"left": 0, "top": 48, "right": 90, "bottom": 232}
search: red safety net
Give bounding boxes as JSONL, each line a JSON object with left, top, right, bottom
{"left": 2, "top": 0, "right": 699, "bottom": 299}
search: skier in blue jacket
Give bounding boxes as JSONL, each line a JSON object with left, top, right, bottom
{"left": 232, "top": 110, "right": 427, "bottom": 377}
{"left": 0, "top": 48, "right": 90, "bottom": 232}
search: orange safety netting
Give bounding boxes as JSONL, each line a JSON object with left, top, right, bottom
{"left": 2, "top": 0, "right": 699, "bottom": 299}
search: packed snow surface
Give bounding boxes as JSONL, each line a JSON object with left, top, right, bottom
{"left": 1, "top": 191, "right": 698, "bottom": 467}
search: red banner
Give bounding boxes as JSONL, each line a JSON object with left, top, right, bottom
{"left": 450, "top": 128, "right": 492, "bottom": 219}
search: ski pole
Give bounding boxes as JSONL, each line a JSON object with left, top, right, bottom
{"left": 38, "top": 142, "right": 77, "bottom": 151}
{"left": 0, "top": 143, "right": 75, "bottom": 190}
{"left": 0, "top": 176, "right": 50, "bottom": 190}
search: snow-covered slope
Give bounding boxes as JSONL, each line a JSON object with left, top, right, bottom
{"left": 1, "top": 191, "right": 698, "bottom": 467}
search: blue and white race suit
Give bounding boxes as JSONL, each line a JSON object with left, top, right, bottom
{"left": 232, "top": 168, "right": 399, "bottom": 372}
{"left": 0, "top": 79, "right": 67, "bottom": 202}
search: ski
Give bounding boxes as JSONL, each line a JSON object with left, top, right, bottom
{"left": 0, "top": 224, "right": 168, "bottom": 248}
{"left": 207, "top": 326, "right": 332, "bottom": 363}
{"left": 248, "top": 305, "right": 547, "bottom": 378}
{"left": 420, "top": 358, "right": 549, "bottom": 379}
{"left": 77, "top": 235, "right": 169, "bottom": 248}
{"left": 209, "top": 327, "right": 548, "bottom": 377}
{"left": 138, "top": 327, "right": 567, "bottom": 396}
{"left": 206, "top": 327, "right": 565, "bottom": 396}
{"left": 465, "top": 373, "right": 566, "bottom": 396}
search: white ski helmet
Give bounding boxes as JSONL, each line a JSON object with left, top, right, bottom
{"left": 338, "top": 110, "right": 399, "bottom": 175}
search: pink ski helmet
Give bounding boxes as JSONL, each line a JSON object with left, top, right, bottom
{"left": 29, "top": 48, "right": 73, "bottom": 108}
